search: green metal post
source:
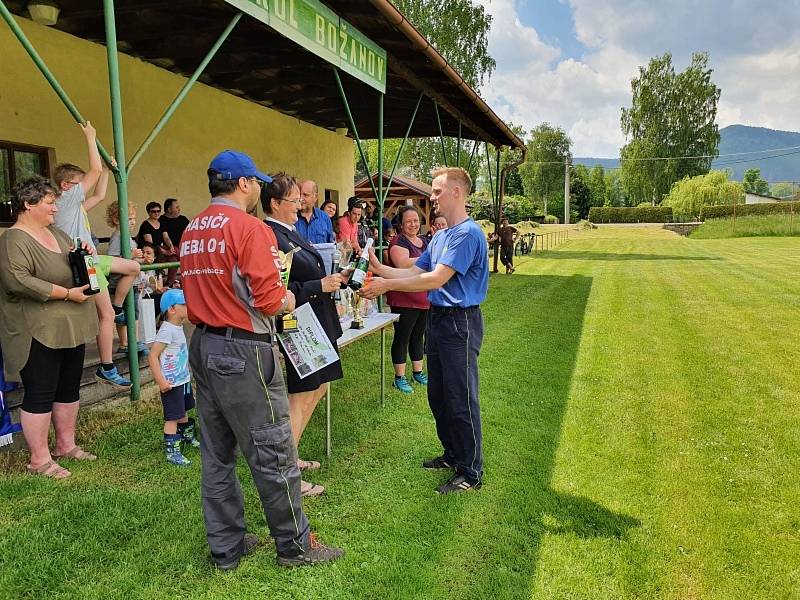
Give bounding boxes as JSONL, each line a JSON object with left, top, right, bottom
{"left": 0, "top": 1, "right": 116, "bottom": 168}
{"left": 332, "top": 69, "right": 380, "bottom": 204}
{"left": 376, "top": 92, "right": 386, "bottom": 406}
{"left": 433, "top": 101, "right": 449, "bottom": 166}
{"left": 485, "top": 142, "right": 495, "bottom": 203}
{"left": 103, "top": 0, "right": 139, "bottom": 401}
{"left": 383, "top": 92, "right": 423, "bottom": 204}
{"left": 466, "top": 139, "right": 479, "bottom": 173}
{"left": 377, "top": 93, "right": 384, "bottom": 316}
{"left": 456, "top": 122, "right": 462, "bottom": 167}
{"left": 127, "top": 13, "right": 242, "bottom": 174}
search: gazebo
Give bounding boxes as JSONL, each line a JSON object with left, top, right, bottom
{"left": 353, "top": 171, "right": 432, "bottom": 231}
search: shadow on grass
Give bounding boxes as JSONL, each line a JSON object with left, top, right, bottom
{"left": 533, "top": 250, "right": 719, "bottom": 261}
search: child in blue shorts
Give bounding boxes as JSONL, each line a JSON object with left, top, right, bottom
{"left": 148, "top": 289, "right": 198, "bottom": 466}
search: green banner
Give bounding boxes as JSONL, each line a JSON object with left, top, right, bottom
{"left": 225, "top": 0, "right": 387, "bottom": 93}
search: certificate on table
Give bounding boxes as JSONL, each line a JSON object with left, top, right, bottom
{"left": 277, "top": 302, "right": 340, "bottom": 378}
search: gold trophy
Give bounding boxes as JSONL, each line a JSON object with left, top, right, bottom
{"left": 276, "top": 247, "right": 300, "bottom": 334}
{"left": 350, "top": 289, "right": 364, "bottom": 329}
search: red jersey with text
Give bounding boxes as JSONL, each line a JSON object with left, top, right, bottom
{"left": 179, "top": 197, "right": 286, "bottom": 333}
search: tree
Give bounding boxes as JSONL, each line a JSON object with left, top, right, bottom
{"left": 662, "top": 170, "right": 744, "bottom": 220}
{"left": 604, "top": 170, "right": 626, "bottom": 206}
{"left": 742, "top": 168, "right": 770, "bottom": 195}
{"left": 620, "top": 52, "right": 721, "bottom": 203}
{"left": 357, "top": 0, "right": 496, "bottom": 185}
{"left": 770, "top": 181, "right": 798, "bottom": 200}
{"left": 588, "top": 165, "right": 608, "bottom": 209}
{"left": 518, "top": 123, "right": 572, "bottom": 219}
{"left": 569, "top": 165, "right": 593, "bottom": 220}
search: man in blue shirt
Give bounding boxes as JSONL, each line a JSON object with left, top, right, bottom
{"left": 362, "top": 167, "right": 488, "bottom": 494}
{"left": 296, "top": 180, "right": 334, "bottom": 244}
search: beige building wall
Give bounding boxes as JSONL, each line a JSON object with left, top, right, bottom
{"left": 0, "top": 16, "right": 354, "bottom": 237}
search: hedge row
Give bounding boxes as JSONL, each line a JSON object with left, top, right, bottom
{"left": 588, "top": 206, "right": 673, "bottom": 223}
{"left": 700, "top": 201, "right": 800, "bottom": 220}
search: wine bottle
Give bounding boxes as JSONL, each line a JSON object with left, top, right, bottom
{"left": 331, "top": 247, "right": 342, "bottom": 300}
{"left": 348, "top": 238, "right": 373, "bottom": 290}
{"left": 67, "top": 238, "right": 101, "bottom": 296}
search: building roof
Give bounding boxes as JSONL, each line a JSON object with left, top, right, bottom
{"left": 354, "top": 171, "right": 431, "bottom": 199}
{"left": 5, "top": 0, "right": 523, "bottom": 149}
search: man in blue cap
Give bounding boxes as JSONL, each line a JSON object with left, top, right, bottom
{"left": 181, "top": 150, "right": 343, "bottom": 569}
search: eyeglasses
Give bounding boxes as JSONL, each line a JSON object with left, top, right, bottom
{"left": 281, "top": 197, "right": 301, "bottom": 205}
{"left": 149, "top": 209, "right": 161, "bottom": 214}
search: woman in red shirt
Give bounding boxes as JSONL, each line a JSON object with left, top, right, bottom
{"left": 385, "top": 205, "right": 430, "bottom": 394}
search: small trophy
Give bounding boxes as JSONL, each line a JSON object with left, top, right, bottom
{"left": 276, "top": 247, "right": 300, "bottom": 334}
{"left": 350, "top": 289, "right": 364, "bottom": 329}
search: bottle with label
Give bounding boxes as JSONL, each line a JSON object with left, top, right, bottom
{"left": 331, "top": 246, "right": 342, "bottom": 301}
{"left": 348, "top": 238, "right": 373, "bottom": 290}
{"left": 67, "top": 238, "right": 101, "bottom": 295}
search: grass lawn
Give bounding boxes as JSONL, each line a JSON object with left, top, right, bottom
{"left": 1, "top": 226, "right": 798, "bottom": 599}
{"left": 691, "top": 214, "right": 800, "bottom": 238}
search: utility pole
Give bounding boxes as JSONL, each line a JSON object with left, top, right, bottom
{"left": 564, "top": 157, "right": 570, "bottom": 225}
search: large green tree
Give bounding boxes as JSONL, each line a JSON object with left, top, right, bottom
{"left": 357, "top": 0, "right": 495, "bottom": 185}
{"left": 742, "top": 168, "right": 770, "bottom": 195}
{"left": 662, "top": 170, "right": 743, "bottom": 220}
{"left": 518, "top": 123, "right": 572, "bottom": 219}
{"left": 620, "top": 52, "right": 721, "bottom": 204}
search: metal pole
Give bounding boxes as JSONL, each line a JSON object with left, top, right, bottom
{"left": 380, "top": 328, "right": 385, "bottom": 408}
{"left": 333, "top": 69, "right": 380, "bottom": 204}
{"left": 128, "top": 13, "right": 242, "bottom": 173}
{"left": 456, "top": 121, "right": 462, "bottom": 167}
{"left": 485, "top": 143, "right": 495, "bottom": 204}
{"left": 433, "top": 101, "right": 449, "bottom": 166}
{"left": 493, "top": 148, "right": 502, "bottom": 274}
{"left": 326, "top": 386, "right": 331, "bottom": 457}
{"left": 467, "top": 139, "right": 479, "bottom": 173}
{"left": 377, "top": 93, "right": 384, "bottom": 312}
{"left": 0, "top": 1, "right": 116, "bottom": 168}
{"left": 564, "top": 158, "right": 570, "bottom": 225}
{"left": 383, "top": 92, "right": 423, "bottom": 203}
{"left": 103, "top": 0, "right": 139, "bottom": 401}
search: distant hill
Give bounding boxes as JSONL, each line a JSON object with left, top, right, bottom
{"left": 573, "top": 125, "right": 800, "bottom": 182}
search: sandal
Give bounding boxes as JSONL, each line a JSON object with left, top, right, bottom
{"left": 52, "top": 446, "right": 97, "bottom": 461}
{"left": 300, "top": 480, "right": 325, "bottom": 497}
{"left": 298, "top": 458, "right": 321, "bottom": 471}
{"left": 26, "top": 460, "right": 71, "bottom": 479}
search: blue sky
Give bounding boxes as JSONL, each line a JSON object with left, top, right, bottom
{"left": 477, "top": 0, "right": 800, "bottom": 157}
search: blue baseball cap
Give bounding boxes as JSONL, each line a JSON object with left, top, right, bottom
{"left": 160, "top": 288, "right": 186, "bottom": 313}
{"left": 209, "top": 150, "right": 272, "bottom": 183}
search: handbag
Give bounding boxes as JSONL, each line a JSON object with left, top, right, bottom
{"left": 137, "top": 295, "right": 157, "bottom": 344}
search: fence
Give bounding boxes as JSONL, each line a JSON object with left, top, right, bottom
{"left": 514, "top": 230, "right": 569, "bottom": 256}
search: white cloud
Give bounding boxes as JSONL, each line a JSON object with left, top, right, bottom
{"left": 478, "top": 0, "right": 800, "bottom": 156}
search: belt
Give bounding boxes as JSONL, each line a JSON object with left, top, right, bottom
{"left": 430, "top": 305, "right": 479, "bottom": 314}
{"left": 198, "top": 324, "right": 273, "bottom": 343}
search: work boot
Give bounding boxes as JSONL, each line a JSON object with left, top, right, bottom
{"left": 276, "top": 533, "right": 344, "bottom": 567}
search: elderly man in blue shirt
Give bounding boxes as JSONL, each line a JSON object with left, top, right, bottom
{"left": 296, "top": 180, "right": 335, "bottom": 244}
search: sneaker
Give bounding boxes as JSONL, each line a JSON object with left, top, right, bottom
{"left": 116, "top": 342, "right": 150, "bottom": 357}
{"left": 213, "top": 533, "right": 259, "bottom": 571}
{"left": 113, "top": 311, "right": 127, "bottom": 325}
{"left": 95, "top": 366, "right": 132, "bottom": 388}
{"left": 435, "top": 473, "right": 482, "bottom": 495}
{"left": 412, "top": 371, "right": 428, "bottom": 385}
{"left": 422, "top": 456, "right": 453, "bottom": 470}
{"left": 276, "top": 532, "right": 344, "bottom": 568}
{"left": 393, "top": 376, "right": 413, "bottom": 394}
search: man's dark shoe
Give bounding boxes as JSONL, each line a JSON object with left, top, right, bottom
{"left": 422, "top": 456, "right": 453, "bottom": 470}
{"left": 212, "top": 533, "right": 259, "bottom": 571}
{"left": 436, "top": 473, "right": 482, "bottom": 495}
{"left": 276, "top": 532, "right": 344, "bottom": 567}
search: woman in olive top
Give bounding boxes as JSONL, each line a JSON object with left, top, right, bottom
{"left": 0, "top": 177, "right": 98, "bottom": 479}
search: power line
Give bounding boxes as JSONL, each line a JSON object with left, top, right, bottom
{"left": 526, "top": 143, "right": 800, "bottom": 166}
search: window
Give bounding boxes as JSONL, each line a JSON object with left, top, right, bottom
{"left": 0, "top": 141, "right": 53, "bottom": 224}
